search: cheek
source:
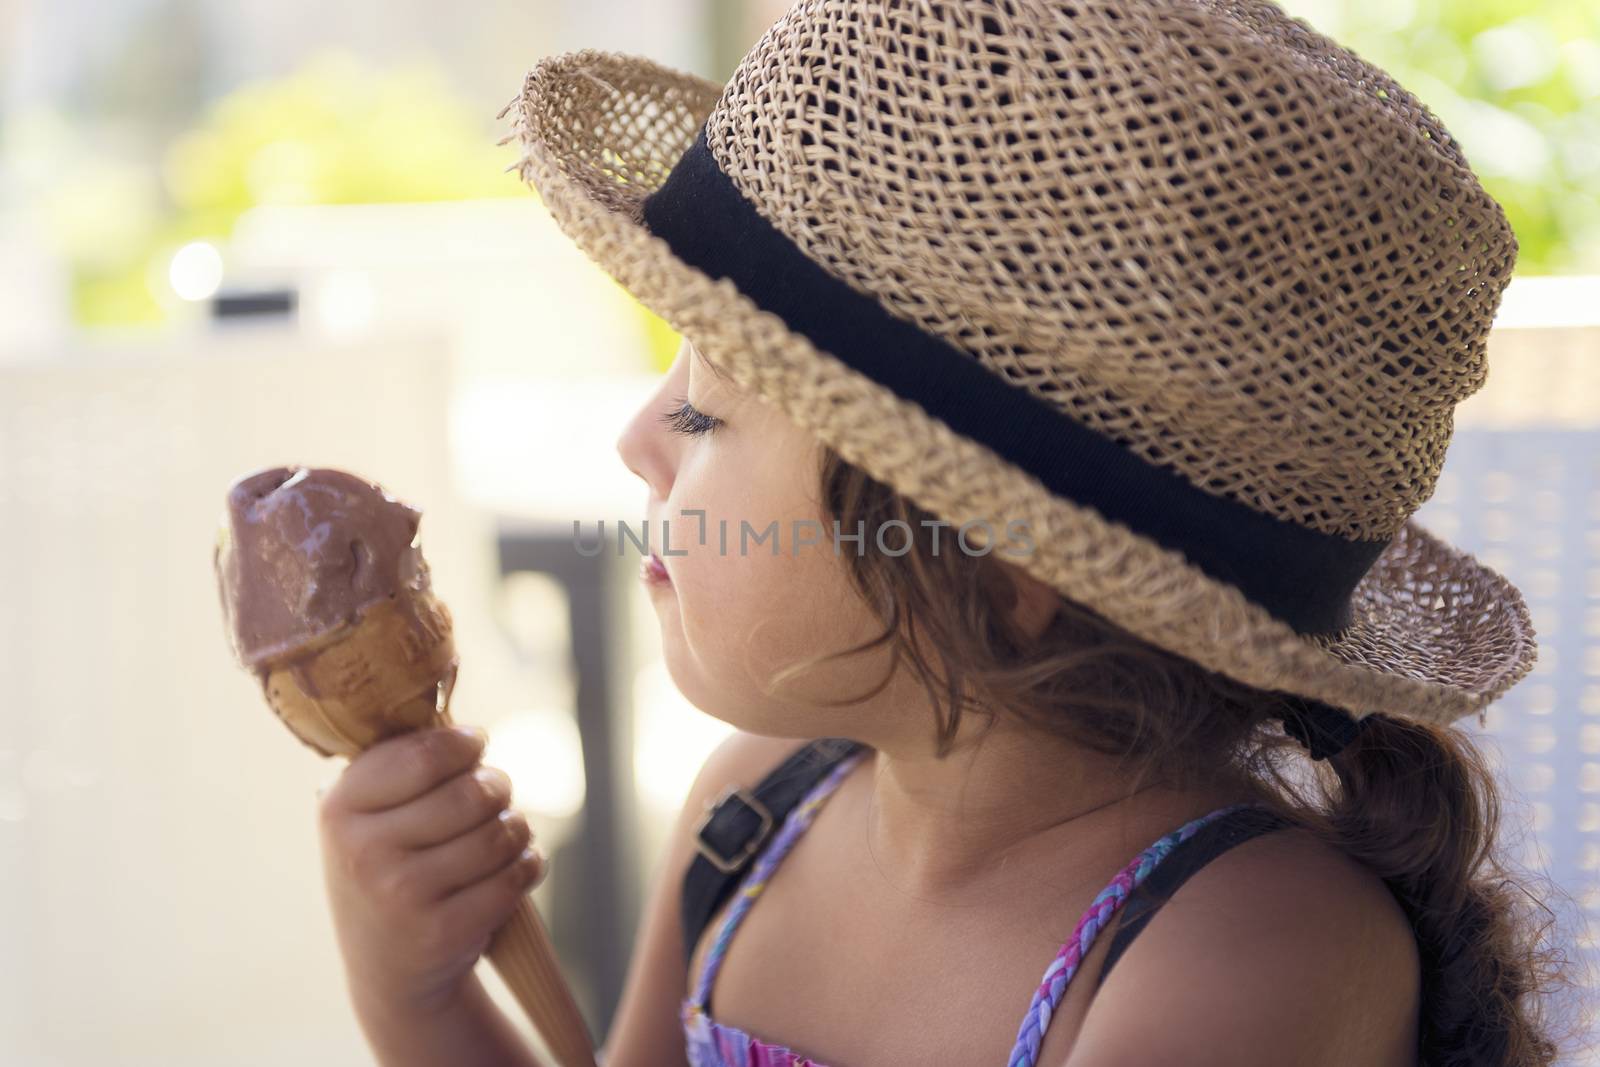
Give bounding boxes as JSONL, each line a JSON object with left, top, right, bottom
{"left": 659, "top": 476, "right": 878, "bottom": 703}
{"left": 651, "top": 425, "right": 895, "bottom": 720}
{"left": 671, "top": 515, "right": 844, "bottom": 665}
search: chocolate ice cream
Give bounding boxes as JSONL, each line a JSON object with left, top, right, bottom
{"left": 213, "top": 466, "right": 432, "bottom": 677}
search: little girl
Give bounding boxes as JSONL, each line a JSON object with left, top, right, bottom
{"left": 318, "top": 1, "right": 1581, "bottom": 1065}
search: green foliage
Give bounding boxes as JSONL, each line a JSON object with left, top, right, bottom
{"left": 57, "top": 46, "right": 685, "bottom": 368}
{"left": 65, "top": 50, "right": 531, "bottom": 327}
{"left": 163, "top": 52, "right": 523, "bottom": 213}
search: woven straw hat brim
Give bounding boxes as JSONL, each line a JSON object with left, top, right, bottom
{"left": 500, "top": 50, "right": 1539, "bottom": 731}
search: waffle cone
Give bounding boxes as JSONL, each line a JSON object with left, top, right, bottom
{"left": 479, "top": 871, "right": 602, "bottom": 1067}
{"left": 262, "top": 592, "right": 457, "bottom": 758}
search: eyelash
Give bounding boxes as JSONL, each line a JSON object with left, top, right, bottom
{"left": 659, "top": 396, "right": 723, "bottom": 437}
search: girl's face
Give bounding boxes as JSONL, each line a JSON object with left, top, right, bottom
{"left": 615, "top": 337, "right": 896, "bottom": 738}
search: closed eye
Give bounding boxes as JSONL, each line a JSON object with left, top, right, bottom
{"left": 659, "top": 396, "right": 723, "bottom": 437}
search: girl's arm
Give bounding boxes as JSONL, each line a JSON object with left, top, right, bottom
{"left": 351, "top": 970, "right": 547, "bottom": 1067}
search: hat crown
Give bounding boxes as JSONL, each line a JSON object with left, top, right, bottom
{"left": 698, "top": 0, "right": 1517, "bottom": 541}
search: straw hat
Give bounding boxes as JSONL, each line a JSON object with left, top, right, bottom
{"left": 498, "top": 0, "right": 1538, "bottom": 747}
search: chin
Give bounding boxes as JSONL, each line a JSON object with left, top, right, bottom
{"left": 654, "top": 638, "right": 806, "bottom": 738}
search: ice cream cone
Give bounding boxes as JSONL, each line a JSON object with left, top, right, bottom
{"left": 216, "top": 465, "right": 597, "bottom": 1067}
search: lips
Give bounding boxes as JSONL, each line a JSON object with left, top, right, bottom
{"left": 643, "top": 552, "right": 671, "bottom": 585}
{"left": 641, "top": 504, "right": 673, "bottom": 586}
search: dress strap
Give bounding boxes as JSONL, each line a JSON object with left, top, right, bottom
{"left": 688, "top": 745, "right": 869, "bottom": 1016}
{"left": 1093, "top": 803, "right": 1297, "bottom": 991}
{"left": 1003, "top": 802, "right": 1265, "bottom": 1067}
{"left": 681, "top": 736, "right": 868, "bottom": 971}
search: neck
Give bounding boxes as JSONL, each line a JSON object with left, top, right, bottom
{"left": 844, "top": 716, "right": 1256, "bottom": 902}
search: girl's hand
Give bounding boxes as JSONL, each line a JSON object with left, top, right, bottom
{"left": 316, "top": 725, "right": 548, "bottom": 1013}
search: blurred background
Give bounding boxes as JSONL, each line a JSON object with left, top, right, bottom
{"left": 1, "top": 0, "right": 1598, "bottom": 1063}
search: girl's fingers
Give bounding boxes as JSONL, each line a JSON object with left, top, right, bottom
{"left": 329, "top": 727, "right": 487, "bottom": 813}
{"left": 374, "top": 763, "right": 516, "bottom": 850}
{"left": 433, "top": 847, "right": 547, "bottom": 951}
{"left": 407, "top": 808, "right": 538, "bottom": 900}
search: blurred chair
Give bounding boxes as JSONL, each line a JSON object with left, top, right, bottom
{"left": 1422, "top": 280, "right": 1600, "bottom": 1029}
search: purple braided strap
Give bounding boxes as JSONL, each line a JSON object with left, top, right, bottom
{"left": 1005, "top": 802, "right": 1257, "bottom": 1067}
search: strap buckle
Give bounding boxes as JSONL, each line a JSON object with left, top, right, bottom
{"left": 693, "top": 785, "right": 774, "bottom": 874}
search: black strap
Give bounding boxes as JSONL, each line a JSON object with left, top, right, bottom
{"left": 1095, "top": 805, "right": 1297, "bottom": 990}
{"left": 681, "top": 737, "right": 868, "bottom": 971}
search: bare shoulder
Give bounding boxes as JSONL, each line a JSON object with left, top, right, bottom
{"left": 1065, "top": 824, "right": 1420, "bottom": 1067}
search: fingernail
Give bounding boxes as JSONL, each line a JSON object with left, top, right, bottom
{"left": 454, "top": 724, "right": 489, "bottom": 745}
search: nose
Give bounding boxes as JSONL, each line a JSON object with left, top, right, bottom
{"left": 616, "top": 337, "right": 693, "bottom": 496}
{"left": 615, "top": 411, "right": 649, "bottom": 484}
{"left": 616, "top": 384, "right": 672, "bottom": 498}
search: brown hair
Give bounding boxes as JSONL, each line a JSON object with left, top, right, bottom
{"left": 769, "top": 442, "right": 1591, "bottom": 1067}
